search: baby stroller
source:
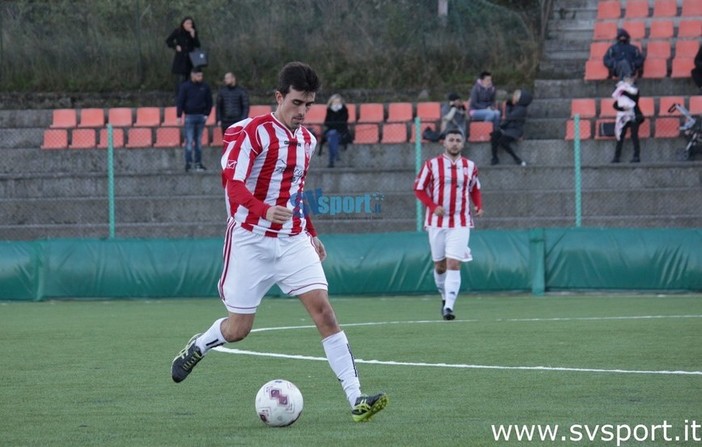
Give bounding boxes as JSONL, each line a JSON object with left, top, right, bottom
{"left": 667, "top": 103, "right": 700, "bottom": 161}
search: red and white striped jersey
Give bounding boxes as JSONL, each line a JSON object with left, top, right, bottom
{"left": 414, "top": 154, "right": 482, "bottom": 229}
{"left": 220, "top": 113, "right": 316, "bottom": 237}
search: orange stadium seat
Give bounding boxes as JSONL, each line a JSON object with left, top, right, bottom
{"left": 652, "top": 0, "right": 677, "bottom": 17}
{"left": 681, "top": 0, "right": 702, "bottom": 16}
{"left": 69, "top": 129, "right": 97, "bottom": 149}
{"left": 677, "top": 20, "right": 702, "bottom": 38}
{"left": 212, "top": 127, "right": 223, "bottom": 147}
{"left": 357, "top": 103, "right": 385, "bottom": 123}
{"left": 565, "top": 119, "right": 591, "bottom": 140}
{"left": 620, "top": 20, "right": 646, "bottom": 39}
{"left": 589, "top": 41, "right": 611, "bottom": 60}
{"left": 571, "top": 99, "right": 597, "bottom": 118}
{"left": 108, "top": 108, "right": 133, "bottom": 127}
{"left": 126, "top": 128, "right": 153, "bottom": 148}
{"left": 353, "top": 124, "right": 379, "bottom": 144}
{"left": 688, "top": 96, "right": 702, "bottom": 114}
{"left": 639, "top": 97, "right": 655, "bottom": 117}
{"left": 639, "top": 119, "right": 652, "bottom": 138}
{"left": 593, "top": 21, "right": 618, "bottom": 40}
{"left": 305, "top": 104, "right": 327, "bottom": 125}
{"left": 648, "top": 20, "right": 674, "bottom": 39}
{"left": 659, "top": 96, "right": 686, "bottom": 116}
{"left": 346, "top": 104, "right": 357, "bottom": 123}
{"left": 50, "top": 109, "right": 77, "bottom": 128}
{"left": 584, "top": 60, "right": 609, "bottom": 81}
{"left": 41, "top": 129, "right": 69, "bottom": 149}
{"left": 161, "top": 107, "right": 179, "bottom": 126}
{"left": 78, "top": 108, "right": 105, "bottom": 128}
{"left": 597, "top": 1, "right": 621, "bottom": 19}
{"left": 675, "top": 39, "right": 700, "bottom": 58}
{"left": 249, "top": 105, "right": 272, "bottom": 118}
{"left": 646, "top": 40, "right": 671, "bottom": 59}
{"left": 205, "top": 108, "right": 216, "bottom": 126}
{"left": 467, "top": 122, "right": 493, "bottom": 142}
{"left": 599, "top": 98, "right": 617, "bottom": 118}
{"left": 386, "top": 103, "right": 413, "bottom": 123}
{"left": 625, "top": 0, "right": 650, "bottom": 18}
{"left": 671, "top": 58, "right": 695, "bottom": 78}
{"left": 654, "top": 117, "right": 681, "bottom": 137}
{"left": 416, "top": 102, "right": 442, "bottom": 122}
{"left": 642, "top": 58, "right": 668, "bottom": 78}
{"left": 98, "top": 128, "right": 124, "bottom": 148}
{"left": 135, "top": 107, "right": 161, "bottom": 127}
{"left": 154, "top": 127, "right": 181, "bottom": 147}
{"left": 381, "top": 123, "right": 408, "bottom": 143}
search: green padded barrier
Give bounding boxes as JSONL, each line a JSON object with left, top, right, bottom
{"left": 0, "top": 229, "right": 700, "bottom": 301}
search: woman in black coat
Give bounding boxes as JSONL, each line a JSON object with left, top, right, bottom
{"left": 489, "top": 89, "right": 532, "bottom": 166}
{"left": 166, "top": 17, "right": 201, "bottom": 96}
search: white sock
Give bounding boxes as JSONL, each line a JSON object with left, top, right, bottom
{"left": 433, "top": 270, "right": 446, "bottom": 300}
{"left": 196, "top": 317, "right": 227, "bottom": 354}
{"left": 322, "top": 331, "right": 362, "bottom": 407}
{"left": 444, "top": 270, "right": 461, "bottom": 310}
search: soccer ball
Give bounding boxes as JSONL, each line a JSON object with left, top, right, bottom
{"left": 255, "top": 379, "right": 304, "bottom": 427}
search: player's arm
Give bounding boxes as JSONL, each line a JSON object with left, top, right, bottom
{"left": 469, "top": 168, "right": 484, "bottom": 217}
{"left": 414, "top": 163, "right": 441, "bottom": 214}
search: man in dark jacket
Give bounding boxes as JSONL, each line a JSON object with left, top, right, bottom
{"left": 216, "top": 72, "right": 250, "bottom": 133}
{"left": 603, "top": 28, "right": 644, "bottom": 80}
{"left": 177, "top": 68, "right": 213, "bottom": 172}
{"left": 489, "top": 89, "right": 532, "bottom": 166}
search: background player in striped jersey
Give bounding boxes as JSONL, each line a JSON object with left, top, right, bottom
{"left": 414, "top": 129, "right": 483, "bottom": 320}
{"left": 171, "top": 62, "right": 387, "bottom": 422}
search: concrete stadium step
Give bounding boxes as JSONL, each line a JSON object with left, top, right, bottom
{"left": 0, "top": 110, "right": 52, "bottom": 128}
{"left": 0, "top": 221, "right": 227, "bottom": 240}
{"left": 533, "top": 79, "right": 698, "bottom": 100}
{"left": 0, "top": 128, "right": 44, "bottom": 148}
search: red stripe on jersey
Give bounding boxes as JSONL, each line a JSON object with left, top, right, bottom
{"left": 459, "top": 158, "right": 468, "bottom": 227}
{"left": 248, "top": 122, "right": 279, "bottom": 233}
{"left": 436, "top": 156, "right": 445, "bottom": 228}
{"left": 448, "top": 161, "right": 458, "bottom": 228}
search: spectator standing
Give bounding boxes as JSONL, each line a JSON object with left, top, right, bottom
{"left": 611, "top": 75, "right": 642, "bottom": 163}
{"left": 414, "top": 129, "right": 483, "bottom": 321}
{"left": 216, "top": 72, "right": 250, "bottom": 134}
{"left": 489, "top": 89, "right": 531, "bottom": 166}
{"left": 323, "top": 94, "right": 351, "bottom": 168}
{"left": 468, "top": 71, "right": 501, "bottom": 131}
{"left": 603, "top": 29, "right": 644, "bottom": 80}
{"left": 177, "top": 68, "right": 213, "bottom": 172}
{"left": 440, "top": 92, "right": 467, "bottom": 138}
{"left": 166, "top": 17, "right": 201, "bottom": 98}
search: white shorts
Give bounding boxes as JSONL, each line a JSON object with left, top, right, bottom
{"left": 217, "top": 220, "right": 328, "bottom": 314}
{"left": 427, "top": 227, "right": 473, "bottom": 262}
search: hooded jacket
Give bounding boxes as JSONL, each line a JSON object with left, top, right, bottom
{"left": 499, "top": 90, "right": 532, "bottom": 140}
{"left": 603, "top": 29, "right": 644, "bottom": 72}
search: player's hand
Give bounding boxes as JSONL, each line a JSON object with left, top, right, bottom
{"left": 311, "top": 236, "right": 327, "bottom": 262}
{"left": 433, "top": 206, "right": 445, "bottom": 216}
{"left": 475, "top": 208, "right": 485, "bottom": 217}
{"left": 175, "top": 45, "right": 182, "bottom": 52}
{"left": 266, "top": 205, "right": 293, "bottom": 224}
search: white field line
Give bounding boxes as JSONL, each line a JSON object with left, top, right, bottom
{"left": 212, "top": 315, "right": 702, "bottom": 376}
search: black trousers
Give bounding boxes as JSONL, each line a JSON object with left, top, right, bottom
{"left": 490, "top": 131, "right": 522, "bottom": 163}
{"left": 614, "top": 121, "right": 640, "bottom": 160}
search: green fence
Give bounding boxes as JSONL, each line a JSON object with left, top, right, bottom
{"left": 1, "top": 228, "right": 700, "bottom": 301}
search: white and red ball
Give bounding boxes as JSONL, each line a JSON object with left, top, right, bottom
{"left": 255, "top": 379, "right": 304, "bottom": 427}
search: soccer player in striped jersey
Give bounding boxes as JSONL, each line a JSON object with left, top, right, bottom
{"left": 414, "top": 129, "right": 484, "bottom": 320}
{"left": 171, "top": 62, "right": 387, "bottom": 422}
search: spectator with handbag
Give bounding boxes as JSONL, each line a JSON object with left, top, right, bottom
{"left": 166, "top": 17, "right": 201, "bottom": 98}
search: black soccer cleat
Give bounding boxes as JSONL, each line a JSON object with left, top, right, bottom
{"left": 171, "top": 333, "right": 204, "bottom": 383}
{"left": 442, "top": 308, "right": 456, "bottom": 321}
{"left": 352, "top": 392, "right": 388, "bottom": 422}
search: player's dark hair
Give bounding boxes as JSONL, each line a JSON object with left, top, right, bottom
{"left": 276, "top": 62, "right": 321, "bottom": 96}
{"left": 444, "top": 129, "right": 464, "bottom": 138}
{"left": 479, "top": 71, "right": 492, "bottom": 79}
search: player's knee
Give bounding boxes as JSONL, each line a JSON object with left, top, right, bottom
{"left": 221, "top": 319, "right": 252, "bottom": 342}
{"left": 434, "top": 261, "right": 447, "bottom": 274}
